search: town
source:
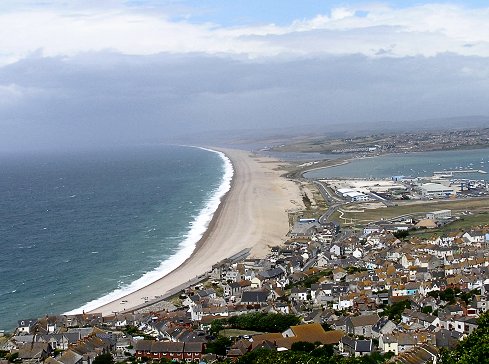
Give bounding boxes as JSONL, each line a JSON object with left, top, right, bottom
{"left": 2, "top": 168, "right": 489, "bottom": 364}
{"left": 269, "top": 127, "right": 489, "bottom": 156}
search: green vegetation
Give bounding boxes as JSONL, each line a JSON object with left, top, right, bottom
{"left": 212, "top": 313, "right": 301, "bottom": 334}
{"left": 290, "top": 341, "right": 317, "bottom": 352}
{"left": 339, "top": 199, "right": 489, "bottom": 226}
{"left": 428, "top": 288, "right": 459, "bottom": 305}
{"left": 440, "top": 212, "right": 489, "bottom": 230}
{"left": 5, "top": 352, "right": 20, "bottom": 363}
{"left": 345, "top": 266, "right": 367, "bottom": 274}
{"left": 228, "top": 312, "right": 301, "bottom": 332}
{"left": 393, "top": 230, "right": 409, "bottom": 239}
{"left": 442, "top": 311, "right": 489, "bottom": 363}
{"left": 290, "top": 341, "right": 334, "bottom": 357}
{"left": 428, "top": 288, "right": 480, "bottom": 305}
{"left": 302, "top": 193, "right": 312, "bottom": 209}
{"left": 124, "top": 325, "right": 154, "bottom": 340}
{"left": 410, "top": 212, "right": 489, "bottom": 239}
{"left": 286, "top": 270, "right": 332, "bottom": 289}
{"left": 92, "top": 353, "right": 114, "bottom": 364}
{"left": 219, "top": 329, "right": 265, "bottom": 338}
{"left": 205, "top": 336, "right": 232, "bottom": 356}
{"left": 381, "top": 300, "right": 411, "bottom": 323}
{"left": 237, "top": 348, "right": 393, "bottom": 364}
{"left": 210, "top": 319, "right": 225, "bottom": 336}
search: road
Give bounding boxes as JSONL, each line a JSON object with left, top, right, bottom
{"left": 313, "top": 180, "right": 347, "bottom": 224}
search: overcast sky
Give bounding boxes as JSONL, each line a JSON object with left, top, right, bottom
{"left": 1, "top": 1, "right": 489, "bottom": 151}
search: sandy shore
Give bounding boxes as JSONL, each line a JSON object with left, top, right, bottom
{"left": 89, "top": 147, "right": 303, "bottom": 316}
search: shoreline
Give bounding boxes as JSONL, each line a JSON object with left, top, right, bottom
{"left": 64, "top": 146, "right": 233, "bottom": 315}
{"left": 301, "top": 147, "right": 489, "bottom": 179}
{"left": 87, "top": 147, "right": 303, "bottom": 316}
{"left": 301, "top": 148, "right": 489, "bottom": 180}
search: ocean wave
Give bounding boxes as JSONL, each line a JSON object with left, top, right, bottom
{"left": 63, "top": 146, "right": 233, "bottom": 315}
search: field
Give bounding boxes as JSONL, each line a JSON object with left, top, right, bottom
{"left": 335, "top": 197, "right": 489, "bottom": 226}
{"left": 219, "top": 329, "right": 264, "bottom": 338}
{"left": 409, "top": 213, "right": 489, "bottom": 238}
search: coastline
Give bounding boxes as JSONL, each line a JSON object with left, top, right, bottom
{"left": 302, "top": 147, "right": 489, "bottom": 180}
{"left": 87, "top": 147, "right": 303, "bottom": 316}
{"left": 64, "top": 146, "right": 232, "bottom": 315}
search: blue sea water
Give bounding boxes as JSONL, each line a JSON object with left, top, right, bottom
{"left": 304, "top": 148, "right": 489, "bottom": 181}
{"left": 0, "top": 145, "right": 230, "bottom": 331}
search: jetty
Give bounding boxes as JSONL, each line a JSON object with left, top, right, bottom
{"left": 434, "top": 169, "right": 487, "bottom": 176}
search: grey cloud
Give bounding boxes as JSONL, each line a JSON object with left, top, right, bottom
{"left": 0, "top": 52, "right": 488, "bottom": 151}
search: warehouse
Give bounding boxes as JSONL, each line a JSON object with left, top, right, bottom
{"left": 426, "top": 209, "right": 452, "bottom": 220}
{"left": 420, "top": 183, "right": 455, "bottom": 198}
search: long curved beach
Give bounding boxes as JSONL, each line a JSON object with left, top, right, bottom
{"left": 88, "top": 147, "right": 303, "bottom": 315}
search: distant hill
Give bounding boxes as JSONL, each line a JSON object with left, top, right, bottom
{"left": 173, "top": 115, "right": 489, "bottom": 148}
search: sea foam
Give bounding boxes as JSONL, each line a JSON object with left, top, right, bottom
{"left": 64, "top": 147, "right": 233, "bottom": 314}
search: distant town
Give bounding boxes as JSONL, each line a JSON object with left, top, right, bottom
{"left": 2, "top": 137, "right": 489, "bottom": 364}
{"left": 269, "top": 127, "right": 489, "bottom": 155}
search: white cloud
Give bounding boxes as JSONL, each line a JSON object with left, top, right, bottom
{"left": 1, "top": 3, "right": 489, "bottom": 64}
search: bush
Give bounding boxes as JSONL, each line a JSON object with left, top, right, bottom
{"left": 205, "top": 336, "right": 231, "bottom": 356}
{"left": 92, "top": 353, "right": 114, "bottom": 364}
{"left": 291, "top": 341, "right": 316, "bottom": 352}
{"left": 227, "top": 313, "right": 301, "bottom": 332}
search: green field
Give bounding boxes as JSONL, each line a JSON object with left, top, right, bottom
{"left": 409, "top": 213, "right": 489, "bottom": 238}
{"left": 219, "top": 329, "right": 264, "bottom": 338}
{"left": 336, "top": 198, "right": 489, "bottom": 226}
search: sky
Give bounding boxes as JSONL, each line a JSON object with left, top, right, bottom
{"left": 1, "top": 0, "right": 489, "bottom": 151}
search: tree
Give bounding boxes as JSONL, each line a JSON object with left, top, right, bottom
{"left": 6, "top": 352, "right": 20, "bottom": 363}
{"left": 205, "top": 336, "right": 231, "bottom": 356}
{"left": 442, "top": 311, "right": 489, "bottom": 363}
{"left": 291, "top": 341, "right": 316, "bottom": 352}
{"left": 237, "top": 348, "right": 392, "bottom": 364}
{"left": 227, "top": 313, "right": 300, "bottom": 332}
{"left": 310, "top": 345, "right": 334, "bottom": 358}
{"left": 382, "top": 300, "right": 411, "bottom": 323}
{"left": 92, "top": 353, "right": 114, "bottom": 364}
{"left": 210, "top": 318, "right": 226, "bottom": 335}
{"left": 439, "top": 288, "right": 458, "bottom": 304}
{"left": 393, "top": 230, "right": 409, "bottom": 239}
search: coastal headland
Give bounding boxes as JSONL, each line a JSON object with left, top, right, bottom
{"left": 88, "top": 147, "right": 303, "bottom": 316}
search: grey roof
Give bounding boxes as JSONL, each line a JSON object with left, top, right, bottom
{"left": 183, "top": 342, "right": 204, "bottom": 353}
{"left": 18, "top": 319, "right": 37, "bottom": 327}
{"left": 258, "top": 267, "right": 285, "bottom": 279}
{"left": 372, "top": 317, "right": 392, "bottom": 332}
{"left": 18, "top": 342, "right": 51, "bottom": 359}
{"left": 435, "top": 329, "right": 461, "bottom": 348}
{"left": 241, "top": 290, "right": 268, "bottom": 303}
{"left": 355, "top": 340, "right": 373, "bottom": 353}
{"left": 151, "top": 341, "right": 184, "bottom": 353}
{"left": 40, "top": 333, "right": 81, "bottom": 344}
{"left": 341, "top": 335, "right": 355, "bottom": 348}
{"left": 58, "top": 350, "right": 83, "bottom": 364}
{"left": 349, "top": 314, "right": 380, "bottom": 328}
{"left": 291, "top": 287, "right": 308, "bottom": 294}
{"left": 134, "top": 340, "right": 153, "bottom": 352}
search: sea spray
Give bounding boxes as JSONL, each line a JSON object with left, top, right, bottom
{"left": 64, "top": 147, "right": 233, "bottom": 314}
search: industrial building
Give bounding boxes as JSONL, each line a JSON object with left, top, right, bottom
{"left": 420, "top": 183, "right": 455, "bottom": 198}
{"left": 426, "top": 210, "right": 452, "bottom": 220}
{"left": 336, "top": 188, "right": 371, "bottom": 202}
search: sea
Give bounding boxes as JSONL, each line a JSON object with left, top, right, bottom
{"left": 0, "top": 145, "right": 232, "bottom": 331}
{"left": 304, "top": 148, "right": 489, "bottom": 181}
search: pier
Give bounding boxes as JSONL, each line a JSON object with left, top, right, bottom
{"left": 434, "top": 169, "right": 487, "bottom": 176}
